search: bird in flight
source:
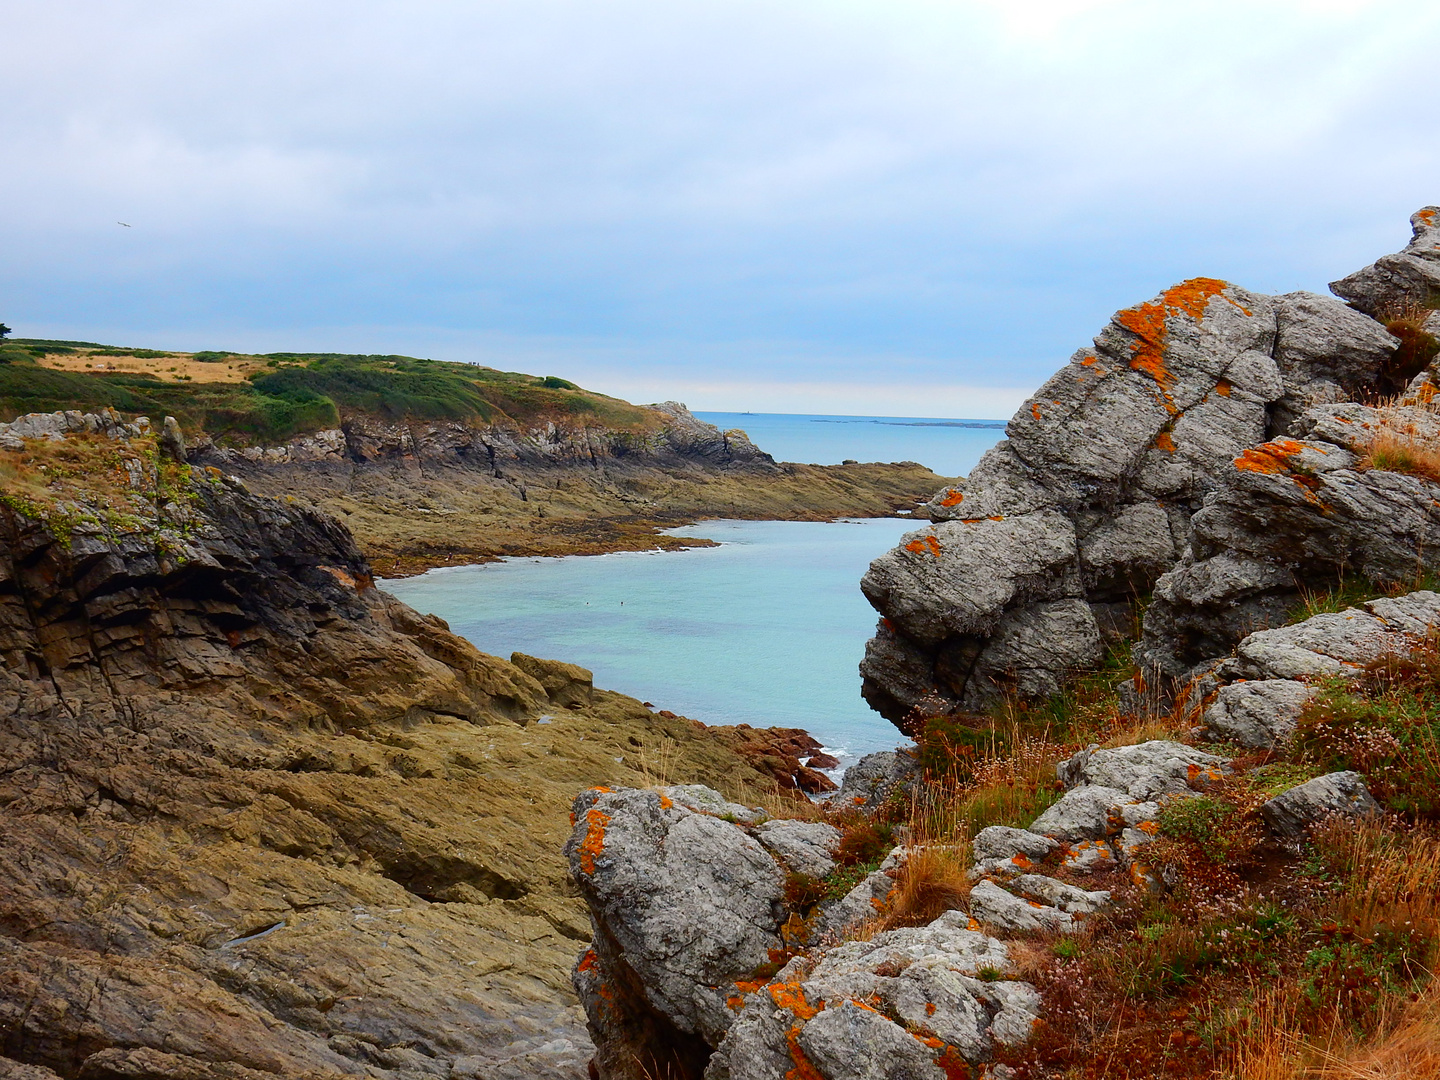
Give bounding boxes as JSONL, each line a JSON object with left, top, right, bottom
{"left": 117, "top": 222, "right": 131, "bottom": 227}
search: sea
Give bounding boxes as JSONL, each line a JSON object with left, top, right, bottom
{"left": 382, "top": 412, "right": 1007, "bottom": 765}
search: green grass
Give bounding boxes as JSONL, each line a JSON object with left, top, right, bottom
{"left": 0, "top": 345, "right": 664, "bottom": 445}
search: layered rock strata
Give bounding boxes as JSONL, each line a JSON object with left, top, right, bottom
{"left": 860, "top": 210, "right": 1440, "bottom": 724}
{"left": 0, "top": 416, "right": 789, "bottom": 1080}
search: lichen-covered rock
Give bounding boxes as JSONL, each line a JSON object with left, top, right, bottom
{"left": 1138, "top": 420, "right": 1440, "bottom": 679}
{"left": 1027, "top": 785, "right": 1133, "bottom": 843}
{"left": 1056, "top": 741, "right": 1230, "bottom": 799}
{"left": 705, "top": 911, "right": 1038, "bottom": 1080}
{"left": 859, "top": 274, "right": 1400, "bottom": 725}
{"left": 565, "top": 786, "right": 786, "bottom": 1073}
{"left": 817, "top": 871, "right": 896, "bottom": 938}
{"left": 969, "top": 879, "right": 1076, "bottom": 933}
{"left": 660, "top": 784, "right": 768, "bottom": 825}
{"left": 970, "top": 826, "right": 1059, "bottom": 876}
{"left": 1330, "top": 207, "right": 1440, "bottom": 318}
{"left": 1261, "top": 771, "right": 1381, "bottom": 839}
{"left": 1203, "top": 679, "right": 1316, "bottom": 747}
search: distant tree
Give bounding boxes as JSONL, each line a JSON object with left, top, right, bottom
{"left": 0, "top": 323, "right": 11, "bottom": 339}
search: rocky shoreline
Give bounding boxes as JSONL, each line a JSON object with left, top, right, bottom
{"left": 197, "top": 402, "right": 947, "bottom": 576}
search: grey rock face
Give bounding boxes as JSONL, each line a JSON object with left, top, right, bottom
{"left": 1330, "top": 207, "right": 1440, "bottom": 317}
{"left": 969, "top": 879, "right": 1076, "bottom": 933}
{"left": 859, "top": 274, "right": 1396, "bottom": 726}
{"left": 1138, "top": 417, "right": 1440, "bottom": 679}
{"left": 1261, "top": 772, "right": 1381, "bottom": 839}
{"left": 565, "top": 786, "right": 785, "bottom": 1073}
{"left": 1010, "top": 874, "right": 1110, "bottom": 915}
{"left": 706, "top": 911, "right": 1037, "bottom": 1080}
{"left": 1027, "top": 785, "right": 1132, "bottom": 842}
{"left": 1203, "top": 679, "right": 1315, "bottom": 748}
{"left": 660, "top": 784, "right": 767, "bottom": 826}
{"left": 1056, "top": 741, "right": 1230, "bottom": 799}
{"left": 970, "top": 827, "right": 1059, "bottom": 876}
{"left": 817, "top": 870, "right": 896, "bottom": 938}
{"left": 836, "top": 749, "right": 920, "bottom": 810}
{"left": 755, "top": 820, "right": 842, "bottom": 880}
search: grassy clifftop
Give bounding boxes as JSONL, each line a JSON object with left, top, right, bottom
{"left": 0, "top": 338, "right": 659, "bottom": 443}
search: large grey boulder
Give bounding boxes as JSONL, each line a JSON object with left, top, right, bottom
{"left": 705, "top": 911, "right": 1038, "bottom": 1079}
{"left": 1331, "top": 207, "right": 1440, "bottom": 318}
{"left": 755, "top": 820, "right": 842, "bottom": 879}
{"left": 1261, "top": 771, "right": 1381, "bottom": 839}
{"left": 1203, "top": 679, "right": 1315, "bottom": 748}
{"left": 1027, "top": 785, "right": 1132, "bottom": 843}
{"left": 1056, "top": 741, "right": 1230, "bottom": 799}
{"left": 859, "top": 273, "right": 1399, "bottom": 726}
{"left": 565, "top": 786, "right": 786, "bottom": 1078}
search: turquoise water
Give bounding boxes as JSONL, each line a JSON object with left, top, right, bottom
{"left": 383, "top": 517, "right": 923, "bottom": 762}
{"left": 694, "top": 411, "right": 1005, "bottom": 477}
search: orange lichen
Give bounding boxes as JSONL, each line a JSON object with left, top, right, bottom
{"left": 987, "top": 515, "right": 1004, "bottom": 522}
{"left": 1031, "top": 402, "right": 1043, "bottom": 421}
{"left": 1009, "top": 852, "right": 1033, "bottom": 870}
{"left": 1081, "top": 355, "right": 1099, "bottom": 366}
{"left": 658, "top": 794, "right": 674, "bottom": 809}
{"left": 904, "top": 535, "right": 943, "bottom": 558}
{"left": 1115, "top": 278, "right": 1241, "bottom": 392}
{"left": 1419, "top": 209, "right": 1437, "bottom": 226}
{"left": 939, "top": 489, "right": 964, "bottom": 507}
{"left": 1233, "top": 439, "right": 1310, "bottom": 475}
{"left": 577, "top": 808, "right": 611, "bottom": 875}
{"left": 770, "top": 982, "right": 821, "bottom": 1021}
{"left": 1153, "top": 431, "right": 1176, "bottom": 453}
{"left": 727, "top": 995, "right": 746, "bottom": 1011}
{"left": 733, "top": 979, "right": 767, "bottom": 995}
{"left": 577, "top": 949, "right": 598, "bottom": 973}
{"left": 1215, "top": 377, "right": 1232, "bottom": 397}
{"left": 926, "top": 1002, "right": 937, "bottom": 1016}
{"left": 589, "top": 785, "right": 614, "bottom": 794}
{"left": 785, "top": 1023, "right": 825, "bottom": 1080}
{"left": 880, "top": 618, "right": 895, "bottom": 633}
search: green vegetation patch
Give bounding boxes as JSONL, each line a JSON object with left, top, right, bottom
{"left": 0, "top": 345, "right": 663, "bottom": 445}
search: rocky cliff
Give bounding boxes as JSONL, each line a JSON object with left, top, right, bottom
{"left": 0, "top": 417, "right": 797, "bottom": 1079}
{"left": 206, "top": 401, "right": 944, "bottom": 575}
{"left": 859, "top": 206, "right": 1440, "bottom": 727}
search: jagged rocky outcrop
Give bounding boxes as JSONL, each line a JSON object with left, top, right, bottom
{"left": 1331, "top": 207, "right": 1440, "bottom": 321}
{"left": 860, "top": 209, "right": 1440, "bottom": 725}
{"left": 0, "top": 414, "right": 791, "bottom": 1080}
{"left": 564, "top": 784, "right": 1038, "bottom": 1080}
{"left": 193, "top": 401, "right": 777, "bottom": 474}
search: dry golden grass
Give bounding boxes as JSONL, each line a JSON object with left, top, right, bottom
{"left": 37, "top": 350, "right": 264, "bottom": 383}
{"left": 1362, "top": 428, "right": 1440, "bottom": 484}
{"left": 880, "top": 844, "right": 971, "bottom": 929}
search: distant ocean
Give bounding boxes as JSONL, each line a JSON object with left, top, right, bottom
{"left": 694, "top": 412, "right": 1006, "bottom": 478}
{"left": 383, "top": 413, "right": 1009, "bottom": 766}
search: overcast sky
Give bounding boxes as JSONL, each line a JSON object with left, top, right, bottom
{"left": 4, "top": 1, "right": 1438, "bottom": 416}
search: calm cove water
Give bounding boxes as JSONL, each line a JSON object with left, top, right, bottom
{"left": 383, "top": 413, "right": 1007, "bottom": 764}
{"left": 384, "top": 518, "right": 920, "bottom": 762}
{"left": 694, "top": 411, "right": 1005, "bottom": 477}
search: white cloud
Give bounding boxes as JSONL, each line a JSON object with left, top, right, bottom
{"left": 4, "top": 0, "right": 1439, "bottom": 399}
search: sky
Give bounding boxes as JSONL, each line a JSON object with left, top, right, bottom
{"left": 4, "top": 0, "right": 1439, "bottom": 417}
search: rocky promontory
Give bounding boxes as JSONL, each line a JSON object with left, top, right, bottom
{"left": 0, "top": 417, "right": 811, "bottom": 1079}
{"left": 860, "top": 207, "right": 1440, "bottom": 724}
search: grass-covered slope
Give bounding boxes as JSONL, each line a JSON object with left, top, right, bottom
{"left": 0, "top": 339, "right": 658, "bottom": 444}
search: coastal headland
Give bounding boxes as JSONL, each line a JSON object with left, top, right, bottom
{"left": 0, "top": 346, "right": 947, "bottom": 576}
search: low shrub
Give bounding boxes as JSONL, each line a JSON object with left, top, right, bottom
{"left": 880, "top": 845, "right": 970, "bottom": 929}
